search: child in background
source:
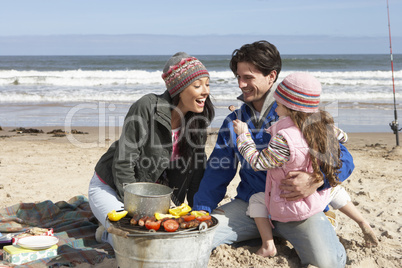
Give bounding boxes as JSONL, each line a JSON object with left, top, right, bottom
{"left": 233, "top": 72, "right": 378, "bottom": 257}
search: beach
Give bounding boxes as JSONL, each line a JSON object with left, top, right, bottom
{"left": 0, "top": 126, "right": 401, "bottom": 267}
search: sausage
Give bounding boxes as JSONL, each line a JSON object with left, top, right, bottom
{"left": 138, "top": 216, "right": 149, "bottom": 227}
{"left": 130, "top": 214, "right": 141, "bottom": 225}
{"left": 176, "top": 217, "right": 185, "bottom": 224}
{"left": 145, "top": 216, "right": 156, "bottom": 224}
{"left": 180, "top": 219, "right": 200, "bottom": 229}
{"left": 204, "top": 219, "right": 213, "bottom": 227}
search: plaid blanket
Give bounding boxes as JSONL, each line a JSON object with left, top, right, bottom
{"left": 0, "top": 196, "right": 115, "bottom": 267}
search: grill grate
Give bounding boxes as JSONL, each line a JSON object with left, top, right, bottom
{"left": 110, "top": 216, "right": 218, "bottom": 235}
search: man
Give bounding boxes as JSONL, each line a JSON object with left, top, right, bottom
{"left": 193, "top": 41, "right": 354, "bottom": 267}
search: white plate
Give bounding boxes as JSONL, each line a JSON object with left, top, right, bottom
{"left": 17, "top": 236, "right": 59, "bottom": 250}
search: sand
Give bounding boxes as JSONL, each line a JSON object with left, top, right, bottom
{"left": 0, "top": 126, "right": 401, "bottom": 267}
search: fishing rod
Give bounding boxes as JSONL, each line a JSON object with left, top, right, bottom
{"left": 387, "top": 0, "right": 400, "bottom": 146}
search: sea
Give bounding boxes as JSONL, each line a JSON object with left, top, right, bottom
{"left": 0, "top": 54, "right": 401, "bottom": 133}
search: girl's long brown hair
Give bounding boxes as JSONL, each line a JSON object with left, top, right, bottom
{"left": 288, "top": 109, "right": 342, "bottom": 187}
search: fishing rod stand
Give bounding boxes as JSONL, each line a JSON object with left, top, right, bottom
{"left": 389, "top": 120, "right": 401, "bottom": 146}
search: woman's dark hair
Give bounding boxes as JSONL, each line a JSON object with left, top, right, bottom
{"left": 230, "top": 40, "right": 282, "bottom": 82}
{"left": 171, "top": 94, "right": 215, "bottom": 159}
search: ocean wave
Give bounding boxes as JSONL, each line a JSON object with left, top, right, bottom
{"left": 0, "top": 89, "right": 398, "bottom": 103}
{"left": 0, "top": 69, "right": 400, "bottom": 87}
{"left": 0, "top": 69, "right": 400, "bottom": 103}
{"left": 0, "top": 69, "right": 164, "bottom": 87}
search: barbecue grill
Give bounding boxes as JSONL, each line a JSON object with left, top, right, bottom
{"left": 108, "top": 216, "right": 219, "bottom": 268}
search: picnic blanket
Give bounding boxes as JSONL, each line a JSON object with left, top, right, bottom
{"left": 0, "top": 196, "right": 115, "bottom": 267}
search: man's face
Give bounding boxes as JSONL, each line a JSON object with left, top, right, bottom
{"left": 235, "top": 62, "right": 276, "bottom": 112}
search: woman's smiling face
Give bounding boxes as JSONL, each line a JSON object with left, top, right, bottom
{"left": 176, "top": 77, "right": 210, "bottom": 114}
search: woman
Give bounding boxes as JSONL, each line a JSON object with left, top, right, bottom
{"left": 88, "top": 52, "right": 214, "bottom": 245}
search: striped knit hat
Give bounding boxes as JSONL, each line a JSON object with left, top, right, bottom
{"left": 162, "top": 52, "right": 209, "bottom": 98}
{"left": 274, "top": 72, "right": 322, "bottom": 113}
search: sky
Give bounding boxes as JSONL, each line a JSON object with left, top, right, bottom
{"left": 0, "top": 0, "right": 401, "bottom": 55}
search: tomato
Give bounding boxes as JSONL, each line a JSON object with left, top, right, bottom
{"left": 182, "top": 215, "right": 196, "bottom": 222}
{"left": 145, "top": 220, "right": 161, "bottom": 231}
{"left": 163, "top": 219, "right": 179, "bottom": 232}
{"left": 196, "top": 215, "right": 212, "bottom": 222}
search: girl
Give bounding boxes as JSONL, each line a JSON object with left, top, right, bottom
{"left": 233, "top": 72, "right": 377, "bottom": 257}
{"left": 89, "top": 52, "right": 214, "bottom": 246}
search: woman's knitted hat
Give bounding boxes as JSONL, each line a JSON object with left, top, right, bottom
{"left": 274, "top": 72, "right": 322, "bottom": 113}
{"left": 162, "top": 52, "right": 209, "bottom": 98}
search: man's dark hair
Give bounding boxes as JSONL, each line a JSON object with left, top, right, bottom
{"left": 230, "top": 40, "right": 282, "bottom": 82}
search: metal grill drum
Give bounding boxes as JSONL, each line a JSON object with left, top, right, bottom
{"left": 110, "top": 217, "right": 219, "bottom": 268}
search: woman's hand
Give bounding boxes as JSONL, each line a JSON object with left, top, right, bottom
{"left": 279, "top": 171, "right": 324, "bottom": 201}
{"left": 233, "top": 119, "right": 249, "bottom": 135}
